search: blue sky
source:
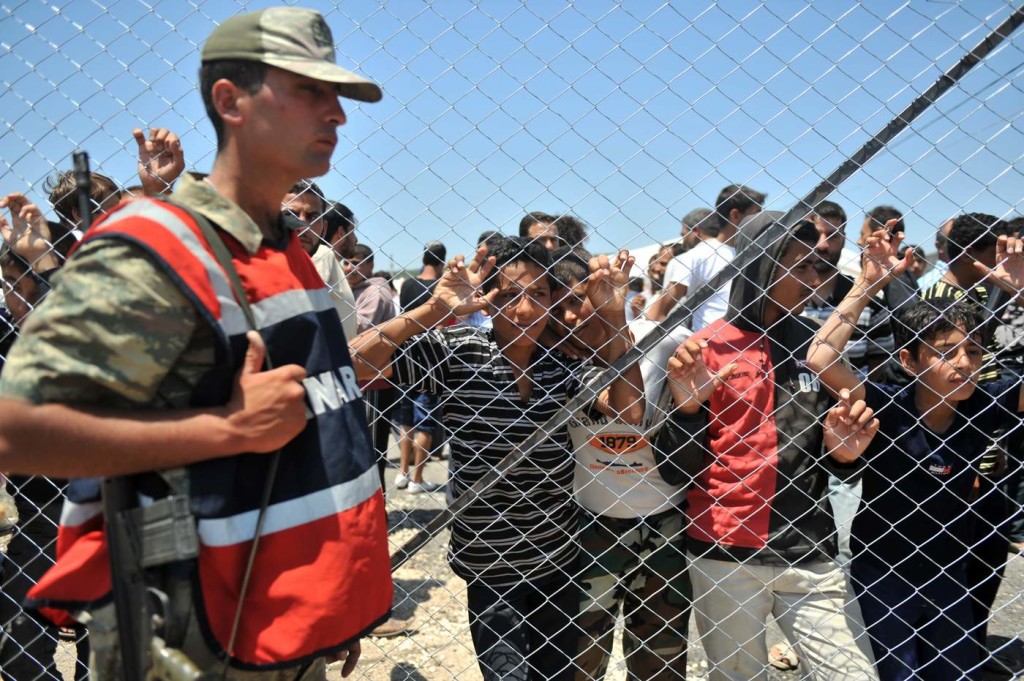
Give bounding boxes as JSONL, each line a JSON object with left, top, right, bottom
{"left": 2, "top": 0, "right": 1022, "bottom": 272}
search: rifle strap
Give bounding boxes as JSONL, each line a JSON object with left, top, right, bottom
{"left": 168, "top": 200, "right": 284, "bottom": 668}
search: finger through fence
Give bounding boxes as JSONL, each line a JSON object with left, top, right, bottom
{"left": 2, "top": 2, "right": 1024, "bottom": 680}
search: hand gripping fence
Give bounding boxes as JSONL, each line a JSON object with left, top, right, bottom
{"left": 389, "top": 2, "right": 1024, "bottom": 572}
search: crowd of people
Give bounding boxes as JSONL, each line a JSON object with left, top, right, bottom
{"left": 0, "top": 6, "right": 1023, "bottom": 681}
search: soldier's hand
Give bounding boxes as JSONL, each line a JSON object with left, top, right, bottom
{"left": 225, "top": 331, "right": 307, "bottom": 453}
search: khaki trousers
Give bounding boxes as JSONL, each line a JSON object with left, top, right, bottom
{"left": 688, "top": 554, "right": 878, "bottom": 681}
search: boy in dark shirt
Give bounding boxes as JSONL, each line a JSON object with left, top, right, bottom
{"left": 807, "top": 227, "right": 1024, "bottom": 680}
{"left": 351, "top": 238, "right": 641, "bottom": 681}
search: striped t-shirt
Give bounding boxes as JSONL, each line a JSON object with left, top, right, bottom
{"left": 392, "top": 326, "right": 595, "bottom": 587}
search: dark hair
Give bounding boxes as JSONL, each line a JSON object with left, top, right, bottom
{"left": 199, "top": 60, "right": 267, "bottom": 151}
{"left": 548, "top": 245, "right": 591, "bottom": 290}
{"left": 716, "top": 184, "right": 766, "bottom": 232}
{"left": 681, "top": 207, "right": 714, "bottom": 234}
{"left": 789, "top": 220, "right": 820, "bottom": 250}
{"left": 46, "top": 170, "right": 121, "bottom": 226}
{"left": 519, "top": 211, "right": 585, "bottom": 247}
{"left": 423, "top": 241, "right": 447, "bottom": 268}
{"left": 1006, "top": 215, "right": 1024, "bottom": 237}
{"left": 350, "top": 243, "right": 373, "bottom": 261}
{"left": 0, "top": 250, "right": 49, "bottom": 297}
{"left": 324, "top": 202, "right": 355, "bottom": 242}
{"left": 477, "top": 230, "right": 502, "bottom": 247}
{"left": 553, "top": 215, "right": 587, "bottom": 248}
{"left": 894, "top": 299, "right": 984, "bottom": 359}
{"left": 519, "top": 212, "right": 556, "bottom": 238}
{"left": 670, "top": 242, "right": 687, "bottom": 256}
{"left": 482, "top": 237, "right": 554, "bottom": 294}
{"left": 865, "top": 205, "right": 905, "bottom": 233}
{"left": 814, "top": 200, "right": 847, "bottom": 226}
{"left": 0, "top": 250, "right": 31, "bottom": 279}
{"left": 286, "top": 180, "right": 326, "bottom": 214}
{"left": 946, "top": 213, "right": 1006, "bottom": 262}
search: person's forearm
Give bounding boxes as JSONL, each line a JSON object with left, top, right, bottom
{"left": 807, "top": 276, "right": 880, "bottom": 374}
{"left": 0, "top": 398, "right": 243, "bottom": 477}
{"left": 648, "top": 283, "right": 684, "bottom": 322}
{"left": 349, "top": 299, "right": 448, "bottom": 380}
{"left": 597, "top": 312, "right": 645, "bottom": 424}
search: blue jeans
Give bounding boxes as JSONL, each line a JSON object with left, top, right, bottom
{"left": 851, "top": 557, "right": 978, "bottom": 680}
{"left": 466, "top": 574, "right": 578, "bottom": 681}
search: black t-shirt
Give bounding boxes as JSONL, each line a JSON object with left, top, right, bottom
{"left": 399, "top": 276, "right": 438, "bottom": 313}
{"left": 853, "top": 380, "right": 1020, "bottom": 577}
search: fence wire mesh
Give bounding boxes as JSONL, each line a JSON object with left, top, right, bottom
{"left": 2, "top": 1, "right": 1024, "bottom": 680}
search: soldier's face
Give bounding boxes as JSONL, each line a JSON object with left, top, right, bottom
{"left": 244, "top": 68, "right": 346, "bottom": 180}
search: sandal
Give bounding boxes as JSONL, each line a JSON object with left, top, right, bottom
{"left": 769, "top": 643, "right": 799, "bottom": 672}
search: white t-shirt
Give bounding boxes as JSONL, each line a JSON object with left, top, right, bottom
{"left": 662, "top": 239, "right": 735, "bottom": 331}
{"left": 570, "top": 319, "right": 692, "bottom": 518}
{"left": 312, "top": 246, "right": 357, "bottom": 340}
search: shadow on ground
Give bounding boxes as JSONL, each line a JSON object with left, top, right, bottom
{"left": 981, "top": 635, "right": 1024, "bottom": 679}
{"left": 388, "top": 663, "right": 429, "bottom": 681}
{"left": 391, "top": 577, "right": 447, "bottom": 621}
{"left": 387, "top": 508, "right": 445, "bottom": 533}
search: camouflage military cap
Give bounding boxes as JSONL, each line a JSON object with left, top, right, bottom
{"left": 202, "top": 7, "right": 382, "bottom": 103}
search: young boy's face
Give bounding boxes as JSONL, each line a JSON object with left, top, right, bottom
{"left": 765, "top": 240, "right": 822, "bottom": 317}
{"left": 489, "top": 261, "right": 552, "bottom": 351}
{"left": 550, "top": 277, "right": 606, "bottom": 355}
{"left": 901, "top": 326, "right": 983, "bottom": 402}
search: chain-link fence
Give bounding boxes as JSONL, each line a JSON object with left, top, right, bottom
{"left": 3, "top": 1, "right": 1024, "bottom": 679}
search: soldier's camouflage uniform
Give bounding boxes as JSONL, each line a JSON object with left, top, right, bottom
{"left": 0, "top": 175, "right": 329, "bottom": 680}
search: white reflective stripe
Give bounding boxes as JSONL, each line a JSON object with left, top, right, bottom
{"left": 250, "top": 287, "right": 336, "bottom": 330}
{"left": 98, "top": 201, "right": 248, "bottom": 338}
{"left": 60, "top": 499, "right": 103, "bottom": 528}
{"left": 196, "top": 466, "right": 380, "bottom": 547}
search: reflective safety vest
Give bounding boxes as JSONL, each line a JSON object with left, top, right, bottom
{"left": 26, "top": 198, "right": 392, "bottom": 668}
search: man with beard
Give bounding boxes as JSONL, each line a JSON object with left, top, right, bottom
{"left": 803, "top": 200, "right": 916, "bottom": 381}
{"left": 283, "top": 182, "right": 358, "bottom": 339}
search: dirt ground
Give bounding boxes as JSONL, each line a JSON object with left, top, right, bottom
{"left": 342, "top": 456, "right": 1024, "bottom": 681}
{"left": 45, "top": 454, "right": 1024, "bottom": 680}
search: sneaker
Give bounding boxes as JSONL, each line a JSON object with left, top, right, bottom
{"left": 394, "top": 473, "right": 409, "bottom": 489}
{"left": 408, "top": 481, "right": 443, "bottom": 494}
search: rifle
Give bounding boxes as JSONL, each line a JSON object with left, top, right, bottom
{"left": 74, "top": 151, "right": 206, "bottom": 680}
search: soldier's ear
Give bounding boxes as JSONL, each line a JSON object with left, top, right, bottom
{"left": 212, "top": 79, "right": 246, "bottom": 131}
